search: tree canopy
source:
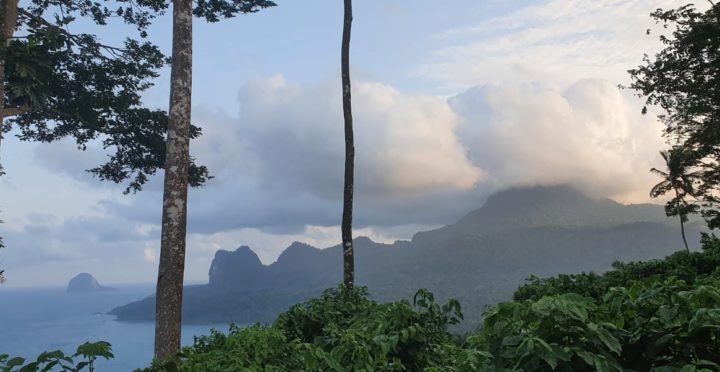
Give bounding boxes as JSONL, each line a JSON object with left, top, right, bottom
{"left": 650, "top": 147, "right": 701, "bottom": 251}
{"left": 1, "top": 0, "right": 214, "bottom": 193}
{"left": 629, "top": 2, "right": 720, "bottom": 228}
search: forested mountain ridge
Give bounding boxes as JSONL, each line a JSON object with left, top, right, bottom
{"left": 111, "top": 185, "right": 700, "bottom": 327}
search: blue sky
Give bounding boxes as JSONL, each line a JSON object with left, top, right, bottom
{"left": 0, "top": 0, "right": 693, "bottom": 287}
{"left": 141, "top": 0, "right": 541, "bottom": 108}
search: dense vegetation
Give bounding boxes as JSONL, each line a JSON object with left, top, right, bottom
{"left": 629, "top": 3, "right": 720, "bottom": 229}
{"left": 2, "top": 1, "right": 718, "bottom": 370}
{"left": 4, "top": 236, "right": 720, "bottom": 370}
{"left": 131, "top": 235, "right": 719, "bottom": 371}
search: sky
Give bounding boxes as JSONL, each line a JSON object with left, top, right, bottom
{"left": 0, "top": 0, "right": 695, "bottom": 287}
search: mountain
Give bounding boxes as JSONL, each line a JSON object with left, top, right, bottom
{"left": 110, "top": 185, "right": 701, "bottom": 327}
{"left": 66, "top": 273, "right": 116, "bottom": 293}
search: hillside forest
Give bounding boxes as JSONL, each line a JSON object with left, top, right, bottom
{"left": 1, "top": 1, "right": 720, "bottom": 371}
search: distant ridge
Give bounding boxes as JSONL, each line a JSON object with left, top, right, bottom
{"left": 67, "top": 273, "right": 116, "bottom": 293}
{"left": 111, "top": 185, "right": 700, "bottom": 327}
{"left": 414, "top": 185, "right": 666, "bottom": 244}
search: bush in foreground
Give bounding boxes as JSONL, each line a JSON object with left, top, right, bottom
{"left": 0, "top": 342, "right": 113, "bottom": 372}
{"left": 145, "top": 286, "right": 463, "bottom": 371}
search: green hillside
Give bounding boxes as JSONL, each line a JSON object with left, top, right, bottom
{"left": 111, "top": 186, "right": 701, "bottom": 328}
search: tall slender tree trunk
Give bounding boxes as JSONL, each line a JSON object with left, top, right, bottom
{"left": 674, "top": 187, "right": 690, "bottom": 252}
{"left": 0, "top": 0, "right": 19, "bottom": 151}
{"left": 0, "top": 0, "right": 19, "bottom": 286}
{"left": 154, "top": 0, "right": 192, "bottom": 360}
{"left": 340, "top": 0, "right": 355, "bottom": 289}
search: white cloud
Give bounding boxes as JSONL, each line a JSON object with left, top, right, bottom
{"left": 98, "top": 75, "right": 487, "bottom": 235}
{"left": 417, "top": 0, "right": 690, "bottom": 90}
{"left": 450, "top": 79, "right": 665, "bottom": 202}
{"left": 232, "top": 75, "right": 483, "bottom": 196}
{"left": 143, "top": 246, "right": 158, "bottom": 263}
{"left": 55, "top": 74, "right": 667, "bottom": 236}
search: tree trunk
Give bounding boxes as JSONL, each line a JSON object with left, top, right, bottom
{"left": 0, "top": 0, "right": 19, "bottom": 151}
{"left": 340, "top": 0, "right": 355, "bottom": 289}
{"left": 154, "top": 0, "right": 192, "bottom": 360}
{"left": 674, "top": 187, "right": 690, "bottom": 252}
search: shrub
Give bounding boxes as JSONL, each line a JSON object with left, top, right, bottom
{"left": 146, "top": 286, "right": 463, "bottom": 371}
{"left": 0, "top": 341, "right": 113, "bottom": 372}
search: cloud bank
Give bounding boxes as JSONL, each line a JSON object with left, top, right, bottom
{"left": 73, "top": 75, "right": 665, "bottom": 237}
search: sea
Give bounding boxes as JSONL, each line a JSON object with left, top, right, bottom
{"left": 0, "top": 285, "right": 230, "bottom": 371}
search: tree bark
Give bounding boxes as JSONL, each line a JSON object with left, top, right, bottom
{"left": 0, "top": 0, "right": 19, "bottom": 151}
{"left": 154, "top": 0, "right": 192, "bottom": 360}
{"left": 340, "top": 0, "right": 355, "bottom": 289}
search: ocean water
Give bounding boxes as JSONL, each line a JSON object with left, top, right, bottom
{"left": 0, "top": 286, "right": 229, "bottom": 371}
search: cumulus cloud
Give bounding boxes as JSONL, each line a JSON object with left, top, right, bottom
{"left": 99, "top": 76, "right": 485, "bottom": 234}
{"left": 450, "top": 79, "right": 665, "bottom": 202}
{"left": 234, "top": 75, "right": 483, "bottom": 197}
{"left": 83, "top": 75, "right": 666, "bottom": 237}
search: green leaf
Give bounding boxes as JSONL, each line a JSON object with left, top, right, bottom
{"left": 18, "top": 362, "right": 39, "bottom": 372}
{"left": 594, "top": 326, "right": 622, "bottom": 354}
{"left": 575, "top": 350, "right": 595, "bottom": 367}
{"left": 594, "top": 356, "right": 611, "bottom": 372}
{"left": 648, "top": 334, "right": 674, "bottom": 358}
{"left": 657, "top": 306, "right": 679, "bottom": 322}
{"left": 6, "top": 357, "right": 25, "bottom": 368}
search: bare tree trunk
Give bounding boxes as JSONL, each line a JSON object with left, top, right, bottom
{"left": 154, "top": 0, "right": 192, "bottom": 360}
{"left": 675, "top": 187, "right": 690, "bottom": 252}
{"left": 340, "top": 0, "right": 355, "bottom": 289}
{"left": 0, "top": 0, "right": 19, "bottom": 151}
{"left": 0, "top": 0, "right": 18, "bottom": 285}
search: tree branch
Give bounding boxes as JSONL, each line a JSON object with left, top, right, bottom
{"left": 16, "top": 8, "right": 127, "bottom": 56}
{"left": 3, "top": 105, "right": 28, "bottom": 117}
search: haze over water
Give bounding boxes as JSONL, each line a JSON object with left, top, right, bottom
{"left": 0, "top": 285, "right": 228, "bottom": 371}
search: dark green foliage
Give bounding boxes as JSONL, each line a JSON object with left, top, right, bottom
{"left": 8, "top": 241, "right": 720, "bottom": 370}
{"left": 498, "top": 236, "right": 720, "bottom": 371}
{"left": 650, "top": 148, "right": 700, "bottom": 217}
{"left": 650, "top": 147, "right": 701, "bottom": 251}
{"left": 3, "top": 0, "right": 276, "bottom": 192}
{"left": 193, "top": 0, "right": 276, "bottom": 22}
{"left": 628, "top": 2, "right": 720, "bottom": 229}
{"left": 3, "top": 1, "right": 212, "bottom": 193}
{"left": 471, "top": 293, "right": 624, "bottom": 371}
{"left": 513, "top": 233, "right": 720, "bottom": 302}
{"left": 463, "top": 275, "right": 720, "bottom": 371}
{"left": 143, "top": 287, "right": 463, "bottom": 371}
{"left": 146, "top": 325, "right": 302, "bottom": 372}
{"left": 134, "top": 237, "right": 720, "bottom": 371}
{"left": 275, "top": 286, "right": 377, "bottom": 343}
{"left": 0, "top": 341, "right": 113, "bottom": 372}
